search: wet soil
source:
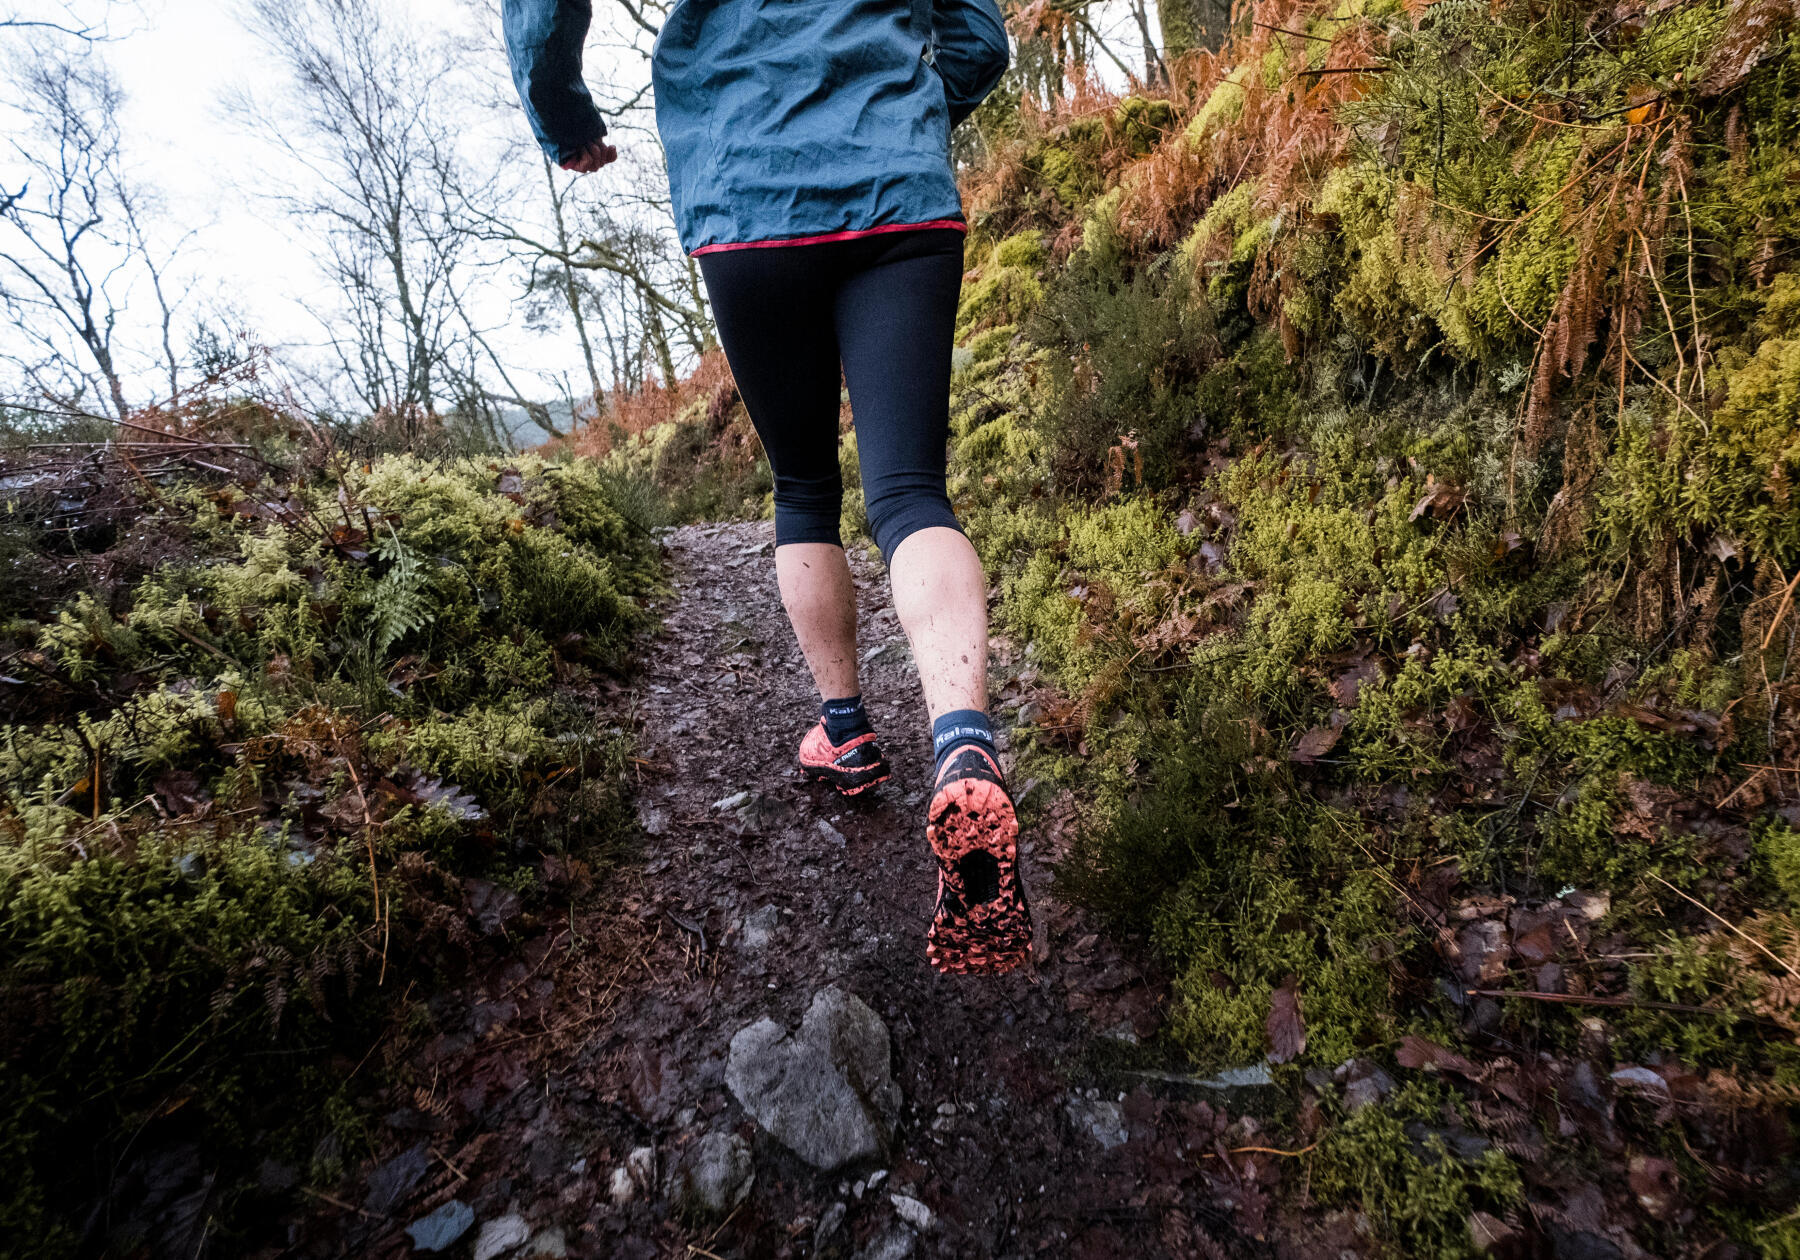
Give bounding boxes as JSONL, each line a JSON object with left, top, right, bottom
{"left": 273, "top": 521, "right": 1263, "bottom": 1260}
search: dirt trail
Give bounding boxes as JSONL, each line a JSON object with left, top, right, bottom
{"left": 279, "top": 521, "right": 1257, "bottom": 1260}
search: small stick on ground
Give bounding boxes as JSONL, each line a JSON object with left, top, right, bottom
{"left": 1649, "top": 874, "right": 1799, "bottom": 979}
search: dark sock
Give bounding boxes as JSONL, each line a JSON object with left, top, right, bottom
{"left": 932, "top": 708, "right": 998, "bottom": 774}
{"left": 821, "top": 694, "right": 874, "bottom": 745}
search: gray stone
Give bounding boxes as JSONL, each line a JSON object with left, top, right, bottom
{"left": 472, "top": 1214, "right": 530, "bottom": 1260}
{"left": 741, "top": 905, "right": 783, "bottom": 950}
{"left": 1335, "top": 1058, "right": 1396, "bottom": 1113}
{"left": 815, "top": 819, "right": 847, "bottom": 847}
{"left": 1065, "top": 1097, "right": 1129, "bottom": 1150}
{"left": 626, "top": 1145, "right": 656, "bottom": 1190}
{"left": 890, "top": 1194, "right": 934, "bottom": 1231}
{"left": 365, "top": 1141, "right": 430, "bottom": 1214}
{"left": 665, "top": 1131, "right": 754, "bottom": 1218}
{"left": 526, "top": 1227, "right": 568, "bottom": 1257}
{"left": 726, "top": 986, "right": 900, "bottom": 1170}
{"left": 1202, "top": 1063, "right": 1274, "bottom": 1089}
{"left": 405, "top": 1200, "right": 474, "bottom": 1252}
{"left": 854, "top": 1226, "right": 918, "bottom": 1260}
{"left": 814, "top": 1201, "right": 848, "bottom": 1251}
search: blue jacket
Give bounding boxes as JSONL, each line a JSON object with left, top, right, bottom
{"left": 502, "top": 0, "right": 1009, "bottom": 256}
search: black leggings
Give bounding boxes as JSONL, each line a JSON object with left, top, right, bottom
{"left": 697, "top": 227, "right": 966, "bottom": 566}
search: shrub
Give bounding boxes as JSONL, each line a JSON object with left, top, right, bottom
{"left": 0, "top": 453, "right": 657, "bottom": 1253}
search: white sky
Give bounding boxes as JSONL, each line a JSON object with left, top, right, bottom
{"left": 106, "top": 0, "right": 335, "bottom": 356}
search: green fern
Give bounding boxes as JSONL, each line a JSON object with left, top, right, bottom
{"left": 371, "top": 522, "right": 434, "bottom": 655}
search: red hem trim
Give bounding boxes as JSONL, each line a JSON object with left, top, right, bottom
{"left": 692, "top": 219, "right": 967, "bottom": 256}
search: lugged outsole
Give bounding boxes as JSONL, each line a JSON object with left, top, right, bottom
{"left": 800, "top": 762, "right": 892, "bottom": 797}
{"left": 924, "top": 775, "right": 1032, "bottom": 975}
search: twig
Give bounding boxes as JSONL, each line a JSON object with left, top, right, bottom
{"left": 1649, "top": 874, "right": 1799, "bottom": 979}
{"left": 1760, "top": 564, "right": 1800, "bottom": 653}
{"left": 1757, "top": 1203, "right": 1800, "bottom": 1234}
{"left": 1466, "top": 988, "right": 1738, "bottom": 1017}
{"left": 1253, "top": 20, "right": 1335, "bottom": 42}
{"left": 1202, "top": 1142, "right": 1320, "bottom": 1159}
{"left": 296, "top": 1186, "right": 376, "bottom": 1219}
{"left": 1638, "top": 231, "right": 1688, "bottom": 396}
{"left": 172, "top": 625, "right": 234, "bottom": 663}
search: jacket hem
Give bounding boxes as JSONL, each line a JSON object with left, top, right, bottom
{"left": 690, "top": 219, "right": 967, "bottom": 256}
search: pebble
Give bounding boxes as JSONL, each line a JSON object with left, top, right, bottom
{"left": 891, "top": 1194, "right": 935, "bottom": 1231}
{"left": 1064, "top": 1097, "right": 1130, "bottom": 1150}
{"left": 853, "top": 1226, "right": 918, "bottom": 1260}
{"left": 472, "top": 1214, "right": 530, "bottom": 1260}
{"left": 526, "top": 1227, "right": 568, "bottom": 1257}
{"left": 405, "top": 1200, "right": 475, "bottom": 1253}
{"left": 741, "top": 904, "right": 783, "bottom": 950}
{"left": 664, "top": 1131, "right": 754, "bottom": 1218}
{"left": 814, "top": 1201, "right": 848, "bottom": 1249}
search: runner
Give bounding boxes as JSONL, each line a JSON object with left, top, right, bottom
{"left": 503, "top": 0, "right": 1029, "bottom": 974}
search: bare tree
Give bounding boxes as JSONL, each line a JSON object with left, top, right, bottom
{"left": 0, "top": 54, "right": 156, "bottom": 418}
{"left": 234, "top": 0, "right": 478, "bottom": 431}
{"left": 1, "top": 1, "right": 108, "bottom": 42}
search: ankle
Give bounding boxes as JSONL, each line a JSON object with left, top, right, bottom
{"left": 821, "top": 694, "right": 874, "bottom": 744}
{"left": 932, "top": 708, "right": 997, "bottom": 773}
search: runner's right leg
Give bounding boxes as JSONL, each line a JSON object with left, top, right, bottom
{"left": 833, "top": 230, "right": 1031, "bottom": 972}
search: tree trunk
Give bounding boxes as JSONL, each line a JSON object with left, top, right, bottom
{"left": 1159, "top": 0, "right": 1232, "bottom": 58}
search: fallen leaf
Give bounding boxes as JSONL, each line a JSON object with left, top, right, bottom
{"left": 1330, "top": 658, "right": 1383, "bottom": 707}
{"left": 1290, "top": 725, "right": 1342, "bottom": 764}
{"left": 1395, "top": 1035, "right": 1481, "bottom": 1080}
{"left": 1267, "top": 976, "right": 1306, "bottom": 1063}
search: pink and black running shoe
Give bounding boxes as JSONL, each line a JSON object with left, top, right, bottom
{"left": 924, "top": 745, "right": 1032, "bottom": 974}
{"left": 797, "top": 721, "right": 892, "bottom": 796}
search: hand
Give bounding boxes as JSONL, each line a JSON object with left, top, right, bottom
{"left": 559, "top": 138, "right": 618, "bottom": 173}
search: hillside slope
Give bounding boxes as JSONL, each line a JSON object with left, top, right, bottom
{"left": 930, "top": 0, "right": 1800, "bottom": 1252}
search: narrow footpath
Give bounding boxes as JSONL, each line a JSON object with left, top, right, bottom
{"left": 280, "top": 521, "right": 1277, "bottom": 1260}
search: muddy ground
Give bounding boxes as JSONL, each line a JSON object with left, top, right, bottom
{"left": 268, "top": 521, "right": 1303, "bottom": 1260}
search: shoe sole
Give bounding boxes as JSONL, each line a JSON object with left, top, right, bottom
{"left": 800, "top": 760, "right": 892, "bottom": 797}
{"left": 924, "top": 775, "right": 1031, "bottom": 975}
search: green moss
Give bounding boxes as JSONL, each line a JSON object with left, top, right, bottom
{"left": 1312, "top": 1081, "right": 1524, "bottom": 1258}
{"left": 1186, "top": 63, "right": 1250, "bottom": 147}
{"left": 1758, "top": 822, "right": 1800, "bottom": 911}
{"left": 0, "top": 451, "right": 659, "bottom": 1252}
{"left": 1003, "top": 497, "right": 1190, "bottom": 687}
{"left": 1113, "top": 96, "right": 1177, "bottom": 156}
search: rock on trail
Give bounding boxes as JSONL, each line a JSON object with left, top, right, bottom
{"left": 726, "top": 985, "right": 901, "bottom": 1169}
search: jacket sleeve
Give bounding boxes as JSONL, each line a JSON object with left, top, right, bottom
{"left": 930, "top": 0, "right": 1010, "bottom": 127}
{"left": 502, "top": 0, "right": 607, "bottom": 163}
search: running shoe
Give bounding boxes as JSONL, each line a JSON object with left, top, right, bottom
{"left": 797, "top": 720, "right": 892, "bottom": 796}
{"left": 924, "top": 745, "right": 1032, "bottom": 974}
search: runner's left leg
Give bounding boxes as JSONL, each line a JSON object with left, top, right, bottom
{"left": 698, "top": 245, "right": 860, "bottom": 703}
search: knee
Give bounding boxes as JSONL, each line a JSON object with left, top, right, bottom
{"left": 865, "top": 488, "right": 962, "bottom": 567}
